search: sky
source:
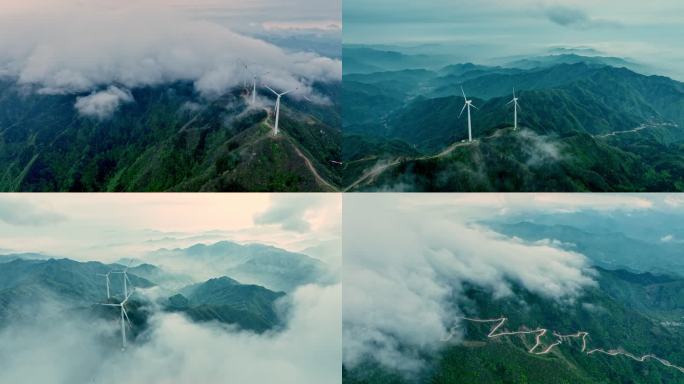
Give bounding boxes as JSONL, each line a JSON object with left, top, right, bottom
{"left": 0, "top": 0, "right": 341, "bottom": 118}
{"left": 0, "top": 0, "right": 340, "bottom": 33}
{"left": 343, "top": 0, "right": 684, "bottom": 80}
{"left": 0, "top": 193, "right": 341, "bottom": 265}
{"left": 342, "top": 193, "right": 684, "bottom": 375}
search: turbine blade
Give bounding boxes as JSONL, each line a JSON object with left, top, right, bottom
{"left": 98, "top": 303, "right": 119, "bottom": 307}
{"left": 122, "top": 307, "right": 132, "bottom": 328}
{"left": 506, "top": 99, "right": 514, "bottom": 105}
{"left": 471, "top": 104, "right": 479, "bottom": 110}
{"left": 264, "top": 85, "right": 279, "bottom": 96}
{"left": 280, "top": 87, "right": 298, "bottom": 96}
{"left": 461, "top": 86, "right": 467, "bottom": 100}
{"left": 513, "top": 87, "right": 516, "bottom": 98}
{"left": 122, "top": 291, "right": 133, "bottom": 304}
{"left": 458, "top": 103, "right": 467, "bottom": 118}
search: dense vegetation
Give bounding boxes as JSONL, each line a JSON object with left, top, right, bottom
{"left": 343, "top": 48, "right": 684, "bottom": 191}
{"left": 0, "top": 257, "right": 286, "bottom": 337}
{"left": 0, "top": 80, "right": 341, "bottom": 191}
{"left": 344, "top": 268, "right": 684, "bottom": 384}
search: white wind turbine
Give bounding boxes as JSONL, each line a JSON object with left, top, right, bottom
{"left": 241, "top": 62, "right": 270, "bottom": 106}
{"left": 98, "top": 291, "right": 133, "bottom": 351}
{"left": 96, "top": 272, "right": 112, "bottom": 299}
{"left": 507, "top": 88, "right": 521, "bottom": 130}
{"left": 458, "top": 87, "right": 478, "bottom": 142}
{"left": 265, "top": 85, "right": 297, "bottom": 136}
{"left": 111, "top": 260, "right": 133, "bottom": 298}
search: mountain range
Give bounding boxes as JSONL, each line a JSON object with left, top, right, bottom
{"left": 0, "top": 80, "right": 341, "bottom": 192}
{"left": 147, "top": 240, "right": 329, "bottom": 292}
{"left": 344, "top": 267, "right": 684, "bottom": 384}
{"left": 0, "top": 255, "right": 290, "bottom": 339}
{"left": 343, "top": 47, "right": 684, "bottom": 191}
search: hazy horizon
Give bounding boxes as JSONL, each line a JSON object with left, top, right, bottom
{"left": 344, "top": 0, "right": 684, "bottom": 80}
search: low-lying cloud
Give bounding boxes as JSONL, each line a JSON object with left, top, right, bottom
{"left": 543, "top": 5, "right": 621, "bottom": 29}
{"left": 75, "top": 86, "right": 134, "bottom": 119}
{"left": 0, "top": 1, "right": 341, "bottom": 117}
{"left": 0, "top": 283, "right": 341, "bottom": 384}
{"left": 342, "top": 195, "right": 597, "bottom": 375}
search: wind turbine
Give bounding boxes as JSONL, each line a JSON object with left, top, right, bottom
{"left": 98, "top": 291, "right": 133, "bottom": 351}
{"left": 96, "top": 272, "right": 112, "bottom": 299}
{"left": 507, "top": 88, "right": 520, "bottom": 130}
{"left": 458, "top": 87, "right": 478, "bottom": 142}
{"left": 265, "top": 85, "right": 297, "bottom": 136}
{"left": 111, "top": 260, "right": 133, "bottom": 298}
{"left": 240, "top": 62, "right": 269, "bottom": 106}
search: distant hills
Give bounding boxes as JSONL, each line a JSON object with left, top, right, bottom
{"left": 489, "top": 220, "right": 684, "bottom": 278}
{"left": 0, "top": 80, "right": 341, "bottom": 192}
{"left": 0, "top": 245, "right": 318, "bottom": 337}
{"left": 343, "top": 47, "right": 684, "bottom": 191}
{"left": 148, "top": 240, "right": 329, "bottom": 292}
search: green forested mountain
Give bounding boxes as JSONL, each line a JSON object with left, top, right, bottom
{"left": 0, "top": 257, "right": 287, "bottom": 334}
{"left": 166, "top": 276, "right": 285, "bottom": 332}
{"left": 344, "top": 268, "right": 684, "bottom": 384}
{"left": 0, "top": 80, "right": 341, "bottom": 192}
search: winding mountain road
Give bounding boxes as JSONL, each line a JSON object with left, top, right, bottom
{"left": 593, "top": 122, "right": 679, "bottom": 139}
{"left": 447, "top": 317, "right": 684, "bottom": 374}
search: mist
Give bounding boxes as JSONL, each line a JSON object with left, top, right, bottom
{"left": 0, "top": 0, "right": 341, "bottom": 116}
{"left": 342, "top": 195, "right": 597, "bottom": 375}
{"left": 0, "top": 283, "right": 341, "bottom": 384}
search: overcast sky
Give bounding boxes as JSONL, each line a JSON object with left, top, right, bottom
{"left": 0, "top": 194, "right": 341, "bottom": 263}
{"left": 344, "top": 0, "right": 684, "bottom": 80}
{"left": 0, "top": 0, "right": 341, "bottom": 116}
{"left": 1, "top": 0, "right": 340, "bottom": 31}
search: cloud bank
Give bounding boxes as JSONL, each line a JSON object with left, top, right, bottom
{"left": 342, "top": 195, "right": 597, "bottom": 374}
{"left": 0, "top": 284, "right": 341, "bottom": 384}
{"left": 0, "top": 1, "right": 341, "bottom": 116}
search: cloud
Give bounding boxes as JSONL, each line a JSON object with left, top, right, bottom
{"left": 262, "top": 21, "right": 342, "bottom": 32}
{"left": 254, "top": 195, "right": 329, "bottom": 233}
{"left": 0, "top": 1, "right": 341, "bottom": 102}
{"left": 343, "top": 195, "right": 597, "bottom": 375}
{"left": 74, "top": 86, "right": 134, "bottom": 119}
{"left": 0, "top": 283, "right": 341, "bottom": 384}
{"left": 543, "top": 5, "right": 621, "bottom": 29}
{"left": 0, "top": 197, "right": 66, "bottom": 226}
{"left": 519, "top": 129, "right": 563, "bottom": 166}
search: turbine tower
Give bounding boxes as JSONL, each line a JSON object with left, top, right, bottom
{"left": 458, "top": 87, "right": 478, "bottom": 142}
{"left": 265, "top": 85, "right": 297, "bottom": 136}
{"left": 98, "top": 291, "right": 133, "bottom": 351}
{"left": 507, "top": 88, "right": 520, "bottom": 130}
{"left": 96, "top": 272, "right": 112, "bottom": 299}
{"left": 241, "top": 62, "right": 269, "bottom": 106}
